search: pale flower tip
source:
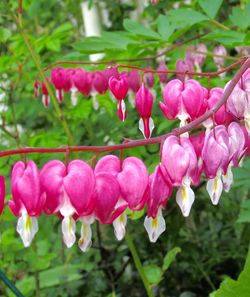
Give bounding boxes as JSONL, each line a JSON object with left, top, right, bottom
{"left": 17, "top": 214, "right": 38, "bottom": 248}
{"left": 222, "top": 166, "right": 233, "bottom": 193}
{"left": 244, "top": 113, "right": 250, "bottom": 135}
{"left": 207, "top": 176, "right": 223, "bottom": 205}
{"left": 113, "top": 213, "right": 127, "bottom": 241}
{"left": 176, "top": 184, "right": 195, "bottom": 217}
{"left": 78, "top": 222, "right": 92, "bottom": 252}
{"left": 61, "top": 216, "right": 76, "bottom": 248}
{"left": 144, "top": 209, "right": 166, "bottom": 243}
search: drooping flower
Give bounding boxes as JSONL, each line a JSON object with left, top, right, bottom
{"left": 186, "top": 43, "right": 207, "bottom": 72}
{"left": 144, "top": 166, "right": 172, "bottom": 242}
{"left": 190, "top": 131, "right": 205, "bottom": 185}
{"left": 175, "top": 59, "right": 194, "bottom": 81}
{"left": 222, "top": 122, "right": 246, "bottom": 192}
{"left": 213, "top": 45, "right": 227, "bottom": 69}
{"left": 41, "top": 79, "right": 50, "bottom": 108}
{"left": 51, "top": 67, "right": 66, "bottom": 103}
{"left": 40, "top": 160, "right": 95, "bottom": 249}
{"left": 145, "top": 71, "right": 155, "bottom": 89}
{"left": 135, "top": 83, "right": 154, "bottom": 139}
{"left": 161, "top": 135, "right": 198, "bottom": 216}
{"left": 108, "top": 76, "right": 129, "bottom": 121}
{"left": 0, "top": 176, "right": 5, "bottom": 216}
{"left": 202, "top": 126, "right": 230, "bottom": 205}
{"left": 226, "top": 77, "right": 250, "bottom": 134}
{"left": 127, "top": 69, "right": 141, "bottom": 93}
{"left": 203, "top": 88, "right": 233, "bottom": 130}
{"left": 34, "top": 80, "right": 39, "bottom": 98}
{"left": 160, "top": 79, "right": 205, "bottom": 127}
{"left": 92, "top": 71, "right": 108, "bottom": 95}
{"left": 104, "top": 66, "right": 119, "bottom": 81}
{"left": 157, "top": 61, "right": 168, "bottom": 85}
{"left": 8, "top": 161, "right": 45, "bottom": 247}
{"left": 95, "top": 155, "right": 149, "bottom": 240}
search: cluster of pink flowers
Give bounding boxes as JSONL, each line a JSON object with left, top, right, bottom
{"left": 0, "top": 123, "right": 249, "bottom": 249}
{"left": 35, "top": 59, "right": 250, "bottom": 140}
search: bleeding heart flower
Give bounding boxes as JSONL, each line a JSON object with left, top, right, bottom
{"left": 175, "top": 59, "right": 194, "bottom": 81}
{"left": 71, "top": 68, "right": 92, "bottom": 105}
{"left": 0, "top": 176, "right": 6, "bottom": 216}
{"left": 109, "top": 76, "right": 129, "bottom": 121}
{"left": 161, "top": 135, "right": 198, "bottom": 217}
{"left": 40, "top": 160, "right": 95, "bottom": 249}
{"left": 41, "top": 79, "right": 50, "bottom": 108}
{"left": 186, "top": 43, "right": 207, "bottom": 72}
{"left": 144, "top": 165, "right": 172, "bottom": 242}
{"left": 8, "top": 161, "right": 45, "bottom": 247}
{"left": 92, "top": 71, "right": 108, "bottom": 94}
{"left": 104, "top": 66, "right": 119, "bottom": 80}
{"left": 213, "top": 45, "right": 227, "bottom": 69}
{"left": 190, "top": 131, "right": 205, "bottom": 185}
{"left": 34, "top": 80, "right": 39, "bottom": 98}
{"left": 51, "top": 67, "right": 66, "bottom": 103}
{"left": 202, "top": 126, "right": 230, "bottom": 205}
{"left": 127, "top": 69, "right": 140, "bottom": 93}
{"left": 160, "top": 79, "right": 205, "bottom": 127}
{"left": 157, "top": 61, "right": 168, "bottom": 84}
{"left": 204, "top": 88, "right": 233, "bottom": 129}
{"left": 226, "top": 78, "right": 250, "bottom": 134}
{"left": 221, "top": 122, "right": 246, "bottom": 192}
{"left": 145, "top": 71, "right": 155, "bottom": 88}
{"left": 135, "top": 83, "right": 154, "bottom": 139}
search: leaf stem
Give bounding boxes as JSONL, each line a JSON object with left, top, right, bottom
{"left": 0, "top": 270, "right": 25, "bottom": 297}
{"left": 125, "top": 231, "right": 154, "bottom": 297}
{"left": 210, "top": 19, "right": 230, "bottom": 31}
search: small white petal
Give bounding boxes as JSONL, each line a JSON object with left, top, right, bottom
{"left": 17, "top": 214, "right": 38, "bottom": 247}
{"left": 244, "top": 111, "right": 250, "bottom": 135}
{"left": 70, "top": 87, "right": 78, "bottom": 106}
{"left": 92, "top": 93, "right": 99, "bottom": 110}
{"left": 138, "top": 117, "right": 155, "bottom": 139}
{"left": 222, "top": 165, "right": 233, "bottom": 193}
{"left": 78, "top": 222, "right": 92, "bottom": 252}
{"left": 206, "top": 175, "right": 223, "bottom": 205}
{"left": 149, "top": 117, "right": 154, "bottom": 137}
{"left": 113, "top": 212, "right": 127, "bottom": 241}
{"left": 61, "top": 216, "right": 76, "bottom": 248}
{"left": 42, "top": 95, "right": 50, "bottom": 107}
{"left": 144, "top": 208, "right": 166, "bottom": 243}
{"left": 139, "top": 118, "right": 145, "bottom": 138}
{"left": 176, "top": 183, "right": 195, "bottom": 217}
{"left": 121, "top": 99, "right": 126, "bottom": 121}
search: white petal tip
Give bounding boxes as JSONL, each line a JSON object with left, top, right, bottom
{"left": 207, "top": 176, "right": 223, "bottom": 206}
{"left": 62, "top": 216, "right": 76, "bottom": 248}
{"left": 17, "top": 215, "right": 38, "bottom": 247}
{"left": 176, "top": 184, "right": 195, "bottom": 217}
{"left": 113, "top": 213, "right": 127, "bottom": 241}
{"left": 78, "top": 222, "right": 92, "bottom": 253}
{"left": 144, "top": 209, "right": 166, "bottom": 243}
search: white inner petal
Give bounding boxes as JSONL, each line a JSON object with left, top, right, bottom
{"left": 206, "top": 174, "right": 223, "bottom": 205}
{"left": 78, "top": 222, "right": 92, "bottom": 252}
{"left": 222, "top": 164, "right": 233, "bottom": 193}
{"left": 176, "top": 181, "right": 195, "bottom": 217}
{"left": 144, "top": 208, "right": 166, "bottom": 243}
{"left": 17, "top": 214, "right": 38, "bottom": 248}
{"left": 139, "top": 118, "right": 145, "bottom": 138}
{"left": 61, "top": 216, "right": 76, "bottom": 248}
{"left": 70, "top": 87, "right": 78, "bottom": 106}
{"left": 113, "top": 212, "right": 127, "bottom": 241}
{"left": 121, "top": 99, "right": 126, "bottom": 121}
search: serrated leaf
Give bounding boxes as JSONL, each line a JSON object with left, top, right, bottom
{"left": 167, "top": 8, "right": 208, "bottom": 29}
{"left": 198, "top": 0, "right": 223, "bottom": 19}
{"left": 143, "top": 264, "right": 162, "bottom": 285}
{"left": 157, "top": 15, "right": 175, "bottom": 41}
{"left": 123, "top": 19, "right": 161, "bottom": 40}
{"left": 162, "top": 247, "right": 181, "bottom": 271}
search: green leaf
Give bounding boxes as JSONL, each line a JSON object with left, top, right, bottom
{"left": 123, "top": 19, "right": 161, "bottom": 40}
{"left": 143, "top": 264, "right": 162, "bottom": 285}
{"left": 0, "top": 28, "right": 11, "bottom": 42}
{"left": 229, "top": 3, "right": 250, "bottom": 30}
{"left": 46, "top": 38, "right": 61, "bottom": 52}
{"left": 237, "top": 200, "right": 250, "bottom": 223}
{"left": 162, "top": 247, "right": 181, "bottom": 272}
{"left": 204, "top": 30, "right": 245, "bottom": 46}
{"left": 213, "top": 248, "right": 250, "bottom": 297}
{"left": 167, "top": 8, "right": 208, "bottom": 29}
{"left": 198, "top": 0, "right": 223, "bottom": 19}
{"left": 157, "top": 15, "right": 175, "bottom": 41}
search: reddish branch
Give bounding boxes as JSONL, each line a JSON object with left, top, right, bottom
{"left": 1, "top": 57, "right": 250, "bottom": 159}
{"left": 43, "top": 56, "right": 247, "bottom": 78}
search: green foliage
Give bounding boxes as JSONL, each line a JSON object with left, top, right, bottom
{"left": 198, "top": 0, "right": 223, "bottom": 19}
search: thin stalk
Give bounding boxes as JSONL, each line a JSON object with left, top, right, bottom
{"left": 15, "top": 20, "right": 74, "bottom": 145}
{"left": 125, "top": 232, "right": 154, "bottom": 297}
{"left": 34, "top": 271, "right": 40, "bottom": 297}
{"left": 210, "top": 19, "right": 230, "bottom": 31}
{"left": 0, "top": 270, "right": 25, "bottom": 297}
